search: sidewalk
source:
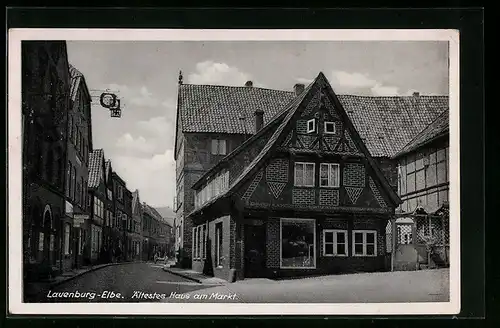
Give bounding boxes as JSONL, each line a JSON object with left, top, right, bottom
{"left": 162, "top": 265, "right": 227, "bottom": 286}
{"left": 24, "top": 261, "right": 144, "bottom": 302}
{"left": 162, "top": 268, "right": 450, "bottom": 303}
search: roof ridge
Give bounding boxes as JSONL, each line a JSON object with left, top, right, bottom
{"left": 180, "top": 83, "right": 294, "bottom": 93}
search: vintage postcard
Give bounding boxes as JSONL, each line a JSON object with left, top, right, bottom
{"left": 8, "top": 28, "right": 460, "bottom": 315}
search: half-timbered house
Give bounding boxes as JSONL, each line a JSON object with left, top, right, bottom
{"left": 184, "top": 72, "right": 449, "bottom": 280}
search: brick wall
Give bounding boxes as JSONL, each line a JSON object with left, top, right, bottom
{"left": 292, "top": 188, "right": 315, "bottom": 205}
{"left": 319, "top": 189, "right": 339, "bottom": 206}
{"left": 266, "top": 219, "right": 280, "bottom": 268}
{"left": 296, "top": 120, "right": 308, "bottom": 134}
{"left": 343, "top": 163, "right": 366, "bottom": 187}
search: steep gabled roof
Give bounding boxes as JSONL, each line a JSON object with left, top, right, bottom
{"left": 189, "top": 73, "right": 402, "bottom": 217}
{"left": 105, "top": 160, "right": 112, "bottom": 183}
{"left": 88, "top": 149, "right": 105, "bottom": 189}
{"left": 132, "top": 190, "right": 140, "bottom": 214}
{"left": 177, "top": 84, "right": 448, "bottom": 159}
{"left": 393, "top": 109, "right": 449, "bottom": 158}
{"left": 69, "top": 64, "right": 91, "bottom": 102}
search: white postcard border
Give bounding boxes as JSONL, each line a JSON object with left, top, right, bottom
{"left": 8, "top": 28, "right": 460, "bottom": 316}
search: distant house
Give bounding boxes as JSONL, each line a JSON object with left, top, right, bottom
{"left": 87, "top": 149, "right": 107, "bottom": 263}
{"left": 176, "top": 72, "right": 449, "bottom": 280}
{"left": 130, "top": 190, "right": 143, "bottom": 261}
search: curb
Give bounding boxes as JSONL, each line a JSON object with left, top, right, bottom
{"left": 162, "top": 267, "right": 202, "bottom": 284}
{"left": 49, "top": 261, "right": 147, "bottom": 288}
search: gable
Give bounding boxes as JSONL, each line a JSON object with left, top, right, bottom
{"left": 229, "top": 73, "right": 401, "bottom": 209}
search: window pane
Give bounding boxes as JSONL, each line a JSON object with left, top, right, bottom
{"left": 325, "top": 243, "right": 333, "bottom": 255}
{"left": 219, "top": 140, "right": 226, "bottom": 155}
{"left": 330, "top": 165, "right": 339, "bottom": 186}
{"left": 366, "top": 233, "right": 375, "bottom": 243}
{"left": 211, "top": 140, "right": 218, "bottom": 154}
{"left": 354, "top": 232, "right": 363, "bottom": 243}
{"left": 295, "top": 163, "right": 304, "bottom": 185}
{"left": 336, "top": 232, "right": 345, "bottom": 243}
{"left": 337, "top": 244, "right": 346, "bottom": 255}
{"left": 320, "top": 165, "right": 328, "bottom": 179}
{"left": 366, "top": 244, "right": 375, "bottom": 255}
{"left": 305, "top": 164, "right": 314, "bottom": 186}
{"left": 354, "top": 244, "right": 363, "bottom": 255}
{"left": 281, "top": 220, "right": 315, "bottom": 268}
{"left": 324, "top": 232, "right": 333, "bottom": 243}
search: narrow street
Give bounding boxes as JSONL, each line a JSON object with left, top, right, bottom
{"left": 38, "top": 262, "right": 211, "bottom": 303}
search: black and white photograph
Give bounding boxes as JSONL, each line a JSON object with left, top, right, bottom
{"left": 8, "top": 29, "right": 460, "bottom": 315}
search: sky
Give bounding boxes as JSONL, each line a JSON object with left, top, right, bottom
{"left": 66, "top": 40, "right": 449, "bottom": 208}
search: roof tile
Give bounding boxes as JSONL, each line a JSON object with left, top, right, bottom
{"left": 178, "top": 85, "right": 448, "bottom": 157}
{"left": 88, "top": 149, "right": 104, "bottom": 189}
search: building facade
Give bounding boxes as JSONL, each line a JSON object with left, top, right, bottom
{"left": 64, "top": 64, "right": 93, "bottom": 270}
{"left": 22, "top": 41, "right": 72, "bottom": 280}
{"left": 87, "top": 149, "right": 107, "bottom": 264}
{"left": 111, "top": 172, "right": 132, "bottom": 260}
{"left": 130, "top": 190, "right": 143, "bottom": 261}
{"left": 389, "top": 110, "right": 450, "bottom": 270}
{"left": 175, "top": 72, "right": 449, "bottom": 281}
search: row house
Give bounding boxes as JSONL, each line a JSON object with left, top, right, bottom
{"left": 112, "top": 172, "right": 133, "bottom": 260}
{"left": 22, "top": 41, "right": 72, "bottom": 281}
{"left": 175, "top": 72, "right": 449, "bottom": 280}
{"left": 87, "top": 149, "right": 108, "bottom": 263}
{"left": 141, "top": 204, "right": 172, "bottom": 261}
{"left": 390, "top": 110, "right": 450, "bottom": 270}
{"left": 129, "top": 190, "right": 143, "bottom": 261}
{"left": 63, "top": 64, "right": 93, "bottom": 270}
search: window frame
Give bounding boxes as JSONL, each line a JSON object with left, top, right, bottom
{"left": 323, "top": 229, "right": 348, "bottom": 257}
{"left": 211, "top": 139, "right": 227, "bottom": 156}
{"left": 324, "top": 121, "right": 336, "bottom": 134}
{"left": 319, "top": 163, "right": 340, "bottom": 188}
{"left": 307, "top": 118, "right": 316, "bottom": 133}
{"left": 352, "top": 230, "right": 378, "bottom": 257}
{"left": 294, "top": 162, "right": 316, "bottom": 187}
{"left": 280, "top": 218, "right": 317, "bottom": 269}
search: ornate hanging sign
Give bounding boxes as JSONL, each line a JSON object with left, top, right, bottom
{"left": 100, "top": 92, "right": 118, "bottom": 109}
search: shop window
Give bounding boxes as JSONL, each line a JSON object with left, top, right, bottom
{"left": 352, "top": 230, "right": 377, "bottom": 257}
{"left": 323, "top": 229, "right": 348, "bottom": 257}
{"left": 280, "top": 218, "right": 316, "bottom": 268}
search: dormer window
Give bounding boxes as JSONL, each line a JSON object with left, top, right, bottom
{"left": 307, "top": 119, "right": 316, "bottom": 133}
{"left": 324, "top": 121, "right": 336, "bottom": 134}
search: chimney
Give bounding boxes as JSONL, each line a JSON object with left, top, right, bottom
{"left": 245, "top": 81, "right": 253, "bottom": 87}
{"left": 294, "top": 83, "right": 305, "bottom": 96}
{"left": 413, "top": 91, "right": 420, "bottom": 97}
{"left": 254, "top": 109, "right": 264, "bottom": 133}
